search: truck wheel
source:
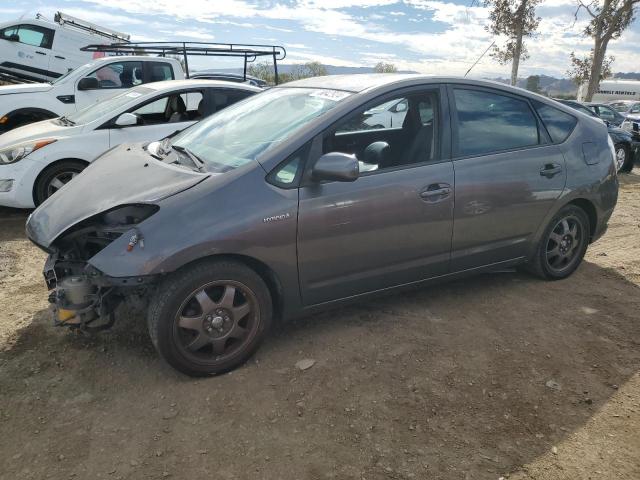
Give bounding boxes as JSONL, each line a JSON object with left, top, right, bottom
{"left": 526, "top": 205, "right": 590, "bottom": 280}
{"left": 615, "top": 144, "right": 632, "bottom": 173}
{"left": 34, "top": 160, "right": 87, "bottom": 206}
{"left": 147, "top": 260, "right": 273, "bottom": 377}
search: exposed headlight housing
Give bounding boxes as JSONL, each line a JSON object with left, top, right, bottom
{"left": 0, "top": 139, "right": 57, "bottom": 165}
{"left": 621, "top": 120, "right": 632, "bottom": 132}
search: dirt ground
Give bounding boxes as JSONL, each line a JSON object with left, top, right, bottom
{"left": 1, "top": 174, "right": 639, "bottom": 480}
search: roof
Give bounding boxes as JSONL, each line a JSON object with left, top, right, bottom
{"left": 141, "top": 79, "right": 262, "bottom": 92}
{"left": 279, "top": 73, "right": 538, "bottom": 96}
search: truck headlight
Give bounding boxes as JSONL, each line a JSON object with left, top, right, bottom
{"left": 0, "top": 139, "right": 56, "bottom": 165}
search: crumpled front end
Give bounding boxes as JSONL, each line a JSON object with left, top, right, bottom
{"left": 37, "top": 204, "right": 159, "bottom": 330}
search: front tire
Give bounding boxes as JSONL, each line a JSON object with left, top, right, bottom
{"left": 147, "top": 260, "right": 273, "bottom": 377}
{"left": 34, "top": 160, "right": 87, "bottom": 206}
{"left": 527, "top": 205, "right": 590, "bottom": 280}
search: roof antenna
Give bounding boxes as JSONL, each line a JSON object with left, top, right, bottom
{"left": 464, "top": 40, "right": 495, "bottom": 78}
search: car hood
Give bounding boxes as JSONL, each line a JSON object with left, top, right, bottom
{"left": 0, "top": 83, "right": 53, "bottom": 96}
{"left": 26, "top": 144, "right": 209, "bottom": 249}
{"left": 0, "top": 119, "right": 80, "bottom": 148}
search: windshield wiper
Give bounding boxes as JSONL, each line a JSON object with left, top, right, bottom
{"left": 172, "top": 144, "right": 206, "bottom": 172}
{"left": 58, "top": 115, "right": 76, "bottom": 126}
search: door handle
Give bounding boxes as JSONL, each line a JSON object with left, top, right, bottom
{"left": 540, "top": 163, "right": 562, "bottom": 178}
{"left": 35, "top": 51, "right": 46, "bottom": 56}
{"left": 54, "top": 55, "right": 65, "bottom": 60}
{"left": 419, "top": 184, "right": 452, "bottom": 201}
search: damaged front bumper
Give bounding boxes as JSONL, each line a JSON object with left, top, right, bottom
{"left": 44, "top": 253, "right": 156, "bottom": 329}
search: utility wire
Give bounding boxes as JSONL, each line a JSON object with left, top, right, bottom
{"left": 464, "top": 40, "right": 496, "bottom": 77}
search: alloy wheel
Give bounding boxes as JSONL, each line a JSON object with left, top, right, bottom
{"left": 173, "top": 281, "right": 259, "bottom": 364}
{"left": 615, "top": 147, "right": 626, "bottom": 172}
{"left": 46, "top": 171, "right": 78, "bottom": 198}
{"left": 545, "top": 216, "right": 583, "bottom": 274}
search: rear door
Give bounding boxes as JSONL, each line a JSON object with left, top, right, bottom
{"left": 448, "top": 85, "right": 567, "bottom": 271}
{"left": 297, "top": 85, "right": 455, "bottom": 305}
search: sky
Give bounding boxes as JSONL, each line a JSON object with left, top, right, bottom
{"left": 0, "top": 0, "right": 638, "bottom": 79}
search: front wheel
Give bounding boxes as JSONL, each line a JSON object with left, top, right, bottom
{"left": 527, "top": 205, "right": 590, "bottom": 280}
{"left": 147, "top": 260, "right": 273, "bottom": 377}
{"left": 34, "top": 160, "right": 87, "bottom": 206}
{"left": 614, "top": 144, "right": 633, "bottom": 173}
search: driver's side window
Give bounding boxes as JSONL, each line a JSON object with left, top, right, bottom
{"left": 127, "top": 91, "right": 205, "bottom": 126}
{"left": 323, "top": 90, "right": 439, "bottom": 174}
{"left": 84, "top": 61, "right": 143, "bottom": 89}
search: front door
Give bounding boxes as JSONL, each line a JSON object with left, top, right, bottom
{"left": 108, "top": 90, "right": 205, "bottom": 147}
{"left": 297, "top": 87, "right": 455, "bottom": 306}
{"left": 448, "top": 86, "right": 567, "bottom": 271}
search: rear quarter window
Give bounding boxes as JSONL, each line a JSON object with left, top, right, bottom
{"left": 534, "top": 101, "right": 577, "bottom": 143}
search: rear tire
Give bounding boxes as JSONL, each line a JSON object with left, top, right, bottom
{"left": 147, "top": 260, "right": 273, "bottom": 377}
{"left": 33, "top": 160, "right": 87, "bottom": 206}
{"left": 527, "top": 205, "right": 590, "bottom": 280}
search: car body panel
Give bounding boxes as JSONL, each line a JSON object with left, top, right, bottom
{"left": 25, "top": 74, "right": 618, "bottom": 322}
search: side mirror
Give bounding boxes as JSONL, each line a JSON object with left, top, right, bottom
{"left": 392, "top": 101, "right": 407, "bottom": 113}
{"left": 114, "top": 112, "right": 138, "bottom": 127}
{"left": 77, "top": 77, "right": 99, "bottom": 90}
{"left": 312, "top": 152, "right": 359, "bottom": 182}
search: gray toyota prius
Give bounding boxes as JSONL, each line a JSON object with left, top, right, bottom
{"left": 26, "top": 74, "right": 619, "bottom": 376}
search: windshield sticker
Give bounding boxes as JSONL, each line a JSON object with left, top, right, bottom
{"left": 309, "top": 90, "right": 351, "bottom": 102}
{"left": 125, "top": 92, "right": 143, "bottom": 98}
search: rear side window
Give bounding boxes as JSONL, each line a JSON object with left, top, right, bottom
{"left": 149, "top": 62, "right": 174, "bottom": 82}
{"left": 453, "top": 88, "right": 539, "bottom": 157}
{"left": 533, "top": 101, "right": 577, "bottom": 143}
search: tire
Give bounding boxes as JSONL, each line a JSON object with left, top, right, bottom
{"left": 34, "top": 160, "right": 87, "bottom": 206}
{"left": 147, "top": 260, "right": 273, "bottom": 377}
{"left": 527, "top": 205, "right": 590, "bottom": 280}
{"left": 614, "top": 144, "right": 633, "bottom": 173}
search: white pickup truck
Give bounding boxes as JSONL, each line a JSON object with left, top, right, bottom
{"left": 0, "top": 56, "right": 185, "bottom": 132}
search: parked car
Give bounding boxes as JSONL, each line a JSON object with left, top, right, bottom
{"left": 557, "top": 99, "right": 635, "bottom": 172}
{"left": 190, "top": 71, "right": 267, "bottom": 88}
{"left": 0, "top": 11, "right": 129, "bottom": 83}
{"left": 585, "top": 102, "right": 626, "bottom": 126}
{"left": 0, "top": 55, "right": 184, "bottom": 133}
{"left": 0, "top": 80, "right": 259, "bottom": 207}
{"left": 26, "top": 75, "right": 618, "bottom": 376}
{"left": 607, "top": 100, "right": 640, "bottom": 118}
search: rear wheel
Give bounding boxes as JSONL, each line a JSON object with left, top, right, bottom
{"left": 33, "top": 160, "right": 87, "bottom": 206}
{"left": 614, "top": 143, "right": 633, "bottom": 173}
{"left": 147, "top": 260, "right": 273, "bottom": 377}
{"left": 527, "top": 205, "right": 590, "bottom": 280}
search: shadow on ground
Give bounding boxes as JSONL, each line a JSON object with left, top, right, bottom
{"left": 1, "top": 259, "right": 639, "bottom": 480}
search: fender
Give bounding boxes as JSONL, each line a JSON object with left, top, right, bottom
{"left": 0, "top": 107, "right": 60, "bottom": 132}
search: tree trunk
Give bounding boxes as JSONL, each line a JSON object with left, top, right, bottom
{"left": 585, "top": 38, "right": 607, "bottom": 102}
{"left": 510, "top": 0, "right": 526, "bottom": 87}
{"left": 510, "top": 33, "right": 523, "bottom": 86}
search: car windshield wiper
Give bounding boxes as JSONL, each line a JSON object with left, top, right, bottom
{"left": 172, "top": 144, "right": 206, "bottom": 172}
{"left": 58, "top": 115, "right": 76, "bottom": 126}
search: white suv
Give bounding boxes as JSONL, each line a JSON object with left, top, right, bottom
{"left": 0, "top": 56, "right": 184, "bottom": 133}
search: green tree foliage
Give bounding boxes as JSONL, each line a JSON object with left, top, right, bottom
{"left": 570, "top": 0, "right": 639, "bottom": 101}
{"left": 373, "top": 62, "right": 398, "bottom": 73}
{"left": 525, "top": 75, "right": 541, "bottom": 93}
{"left": 485, "top": 0, "right": 542, "bottom": 86}
{"left": 247, "top": 61, "right": 328, "bottom": 85}
{"left": 567, "top": 50, "right": 614, "bottom": 86}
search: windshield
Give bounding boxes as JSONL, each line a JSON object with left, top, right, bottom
{"left": 609, "top": 102, "right": 631, "bottom": 113}
{"left": 66, "top": 86, "right": 153, "bottom": 125}
{"left": 171, "top": 87, "right": 351, "bottom": 172}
